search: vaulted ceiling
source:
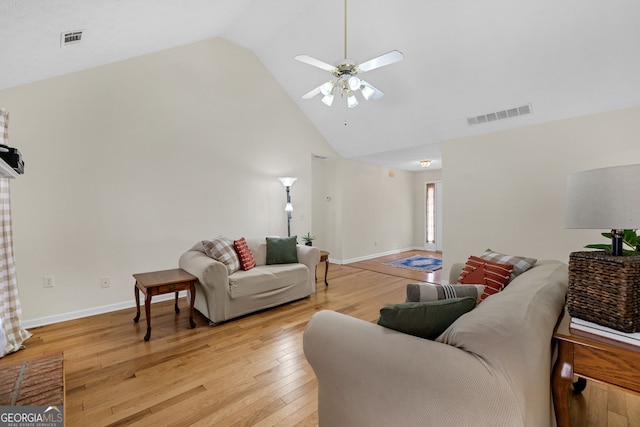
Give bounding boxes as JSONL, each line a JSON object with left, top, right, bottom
{"left": 2, "top": 0, "right": 639, "bottom": 170}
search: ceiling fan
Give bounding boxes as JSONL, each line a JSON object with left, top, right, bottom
{"left": 295, "top": 0, "right": 404, "bottom": 109}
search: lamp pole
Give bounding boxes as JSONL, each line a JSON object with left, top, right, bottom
{"left": 278, "top": 177, "right": 297, "bottom": 238}
{"left": 285, "top": 185, "right": 292, "bottom": 237}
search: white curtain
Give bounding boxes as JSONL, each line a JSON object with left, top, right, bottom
{"left": 0, "top": 108, "right": 30, "bottom": 357}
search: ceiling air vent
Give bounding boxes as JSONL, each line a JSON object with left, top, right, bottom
{"left": 60, "top": 30, "right": 84, "bottom": 47}
{"left": 467, "top": 103, "right": 532, "bottom": 126}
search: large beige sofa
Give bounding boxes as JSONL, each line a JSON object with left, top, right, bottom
{"left": 179, "top": 237, "right": 320, "bottom": 324}
{"left": 303, "top": 260, "right": 568, "bottom": 426}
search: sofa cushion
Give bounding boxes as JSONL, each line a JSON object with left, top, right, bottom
{"left": 266, "top": 236, "right": 298, "bottom": 265}
{"left": 480, "top": 248, "right": 537, "bottom": 280}
{"left": 202, "top": 236, "right": 240, "bottom": 274}
{"left": 377, "top": 297, "right": 476, "bottom": 340}
{"left": 234, "top": 237, "right": 257, "bottom": 271}
{"left": 458, "top": 256, "right": 513, "bottom": 302}
{"left": 406, "top": 282, "right": 485, "bottom": 303}
{"left": 437, "top": 261, "right": 569, "bottom": 422}
{"left": 228, "top": 264, "right": 308, "bottom": 298}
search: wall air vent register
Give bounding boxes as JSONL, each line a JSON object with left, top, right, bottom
{"left": 467, "top": 104, "right": 532, "bottom": 126}
{"left": 60, "top": 30, "right": 84, "bottom": 47}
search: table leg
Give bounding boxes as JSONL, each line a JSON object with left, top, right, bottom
{"left": 144, "top": 293, "right": 152, "bottom": 342}
{"left": 174, "top": 291, "right": 180, "bottom": 314}
{"left": 552, "top": 340, "right": 574, "bottom": 427}
{"left": 133, "top": 282, "right": 141, "bottom": 323}
{"left": 324, "top": 258, "right": 329, "bottom": 286}
{"left": 189, "top": 282, "right": 196, "bottom": 329}
{"left": 573, "top": 377, "right": 587, "bottom": 393}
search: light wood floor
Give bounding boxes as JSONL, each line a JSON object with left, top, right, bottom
{"left": 1, "top": 251, "right": 638, "bottom": 426}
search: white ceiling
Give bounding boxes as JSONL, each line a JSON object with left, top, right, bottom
{"left": 1, "top": 0, "right": 639, "bottom": 171}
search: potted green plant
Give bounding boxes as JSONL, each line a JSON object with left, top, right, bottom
{"left": 585, "top": 229, "right": 640, "bottom": 254}
{"left": 301, "top": 232, "right": 316, "bottom": 246}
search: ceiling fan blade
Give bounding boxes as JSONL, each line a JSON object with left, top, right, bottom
{"left": 357, "top": 50, "right": 404, "bottom": 73}
{"left": 359, "top": 80, "right": 384, "bottom": 100}
{"left": 302, "top": 85, "right": 323, "bottom": 99}
{"left": 295, "top": 55, "right": 337, "bottom": 72}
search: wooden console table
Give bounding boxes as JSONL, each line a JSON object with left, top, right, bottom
{"left": 133, "top": 268, "right": 197, "bottom": 341}
{"left": 552, "top": 308, "right": 640, "bottom": 426}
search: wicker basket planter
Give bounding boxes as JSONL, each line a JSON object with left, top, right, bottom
{"left": 568, "top": 251, "right": 640, "bottom": 333}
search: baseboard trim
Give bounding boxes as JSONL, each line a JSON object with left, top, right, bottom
{"left": 337, "top": 247, "right": 425, "bottom": 265}
{"left": 22, "top": 291, "right": 187, "bottom": 329}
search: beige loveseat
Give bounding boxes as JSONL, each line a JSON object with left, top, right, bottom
{"left": 179, "top": 237, "right": 320, "bottom": 324}
{"left": 303, "top": 260, "right": 568, "bottom": 426}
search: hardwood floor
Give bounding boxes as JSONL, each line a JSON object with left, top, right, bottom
{"left": 1, "top": 251, "right": 638, "bottom": 426}
{"left": 347, "top": 249, "right": 443, "bottom": 283}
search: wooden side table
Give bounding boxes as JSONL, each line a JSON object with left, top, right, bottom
{"left": 316, "top": 250, "right": 330, "bottom": 286}
{"left": 552, "top": 308, "right": 640, "bottom": 426}
{"left": 133, "top": 268, "right": 197, "bottom": 341}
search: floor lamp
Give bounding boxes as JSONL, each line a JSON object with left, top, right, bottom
{"left": 278, "top": 177, "right": 297, "bottom": 237}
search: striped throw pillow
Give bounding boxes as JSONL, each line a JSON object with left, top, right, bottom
{"left": 458, "top": 256, "right": 514, "bottom": 302}
{"left": 406, "top": 282, "right": 485, "bottom": 304}
{"left": 234, "top": 237, "right": 256, "bottom": 271}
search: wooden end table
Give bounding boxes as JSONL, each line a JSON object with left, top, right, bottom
{"left": 133, "top": 268, "right": 197, "bottom": 341}
{"left": 552, "top": 308, "right": 640, "bottom": 426}
{"left": 316, "top": 250, "right": 330, "bottom": 286}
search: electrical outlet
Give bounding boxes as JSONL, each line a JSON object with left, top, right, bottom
{"left": 101, "top": 276, "right": 110, "bottom": 288}
{"left": 43, "top": 274, "right": 55, "bottom": 288}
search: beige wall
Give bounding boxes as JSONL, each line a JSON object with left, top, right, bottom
{"left": 312, "top": 158, "right": 416, "bottom": 262}
{"left": 1, "top": 38, "right": 336, "bottom": 324}
{"left": 442, "top": 106, "right": 640, "bottom": 275}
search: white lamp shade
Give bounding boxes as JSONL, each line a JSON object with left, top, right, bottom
{"left": 320, "top": 81, "right": 334, "bottom": 96}
{"left": 285, "top": 202, "right": 293, "bottom": 212}
{"left": 348, "top": 76, "right": 361, "bottom": 91}
{"left": 347, "top": 94, "right": 358, "bottom": 109}
{"left": 565, "top": 164, "right": 640, "bottom": 229}
{"left": 278, "top": 177, "right": 297, "bottom": 187}
{"left": 360, "top": 84, "right": 375, "bottom": 100}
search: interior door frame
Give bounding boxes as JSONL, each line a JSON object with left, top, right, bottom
{"left": 424, "top": 180, "right": 443, "bottom": 252}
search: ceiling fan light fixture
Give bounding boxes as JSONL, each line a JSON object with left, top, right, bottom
{"left": 347, "top": 76, "right": 361, "bottom": 91}
{"left": 320, "top": 81, "right": 334, "bottom": 96}
{"left": 347, "top": 93, "right": 358, "bottom": 108}
{"left": 360, "top": 84, "right": 375, "bottom": 100}
{"left": 295, "top": 0, "right": 403, "bottom": 110}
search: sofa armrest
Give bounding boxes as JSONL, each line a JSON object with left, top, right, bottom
{"left": 179, "top": 250, "right": 229, "bottom": 291}
{"left": 304, "top": 310, "right": 521, "bottom": 426}
{"left": 296, "top": 245, "right": 320, "bottom": 291}
{"left": 297, "top": 244, "right": 320, "bottom": 270}
{"left": 449, "top": 262, "right": 464, "bottom": 283}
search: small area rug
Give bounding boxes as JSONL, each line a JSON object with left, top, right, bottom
{"left": 384, "top": 255, "right": 442, "bottom": 272}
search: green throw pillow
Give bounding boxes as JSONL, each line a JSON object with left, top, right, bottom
{"left": 266, "top": 236, "right": 298, "bottom": 265}
{"left": 377, "top": 297, "right": 476, "bottom": 340}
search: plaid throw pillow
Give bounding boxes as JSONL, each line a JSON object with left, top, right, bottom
{"left": 480, "top": 248, "right": 537, "bottom": 280}
{"left": 202, "top": 236, "right": 240, "bottom": 274}
{"left": 233, "top": 237, "right": 256, "bottom": 271}
{"left": 458, "top": 256, "right": 514, "bottom": 302}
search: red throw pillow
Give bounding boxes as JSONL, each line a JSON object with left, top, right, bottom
{"left": 458, "top": 255, "right": 514, "bottom": 302}
{"left": 233, "top": 237, "right": 256, "bottom": 271}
